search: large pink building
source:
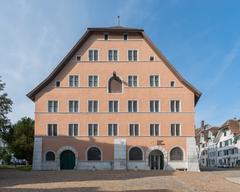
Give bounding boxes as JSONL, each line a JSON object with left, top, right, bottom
{"left": 27, "top": 26, "right": 201, "bottom": 171}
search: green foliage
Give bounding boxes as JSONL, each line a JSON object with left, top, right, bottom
{"left": 0, "top": 77, "right": 13, "bottom": 142}
{"left": 0, "top": 147, "right": 11, "bottom": 164}
{"left": 9, "top": 117, "right": 34, "bottom": 164}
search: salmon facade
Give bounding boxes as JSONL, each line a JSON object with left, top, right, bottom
{"left": 27, "top": 26, "right": 201, "bottom": 171}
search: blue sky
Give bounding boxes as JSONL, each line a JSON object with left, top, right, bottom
{"left": 0, "top": 0, "right": 240, "bottom": 127}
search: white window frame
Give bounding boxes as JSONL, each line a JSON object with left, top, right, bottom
{"left": 108, "top": 49, "right": 119, "bottom": 61}
{"left": 128, "top": 75, "right": 138, "bottom": 87}
{"left": 128, "top": 49, "right": 139, "bottom": 61}
{"left": 150, "top": 123, "right": 160, "bottom": 136}
{"left": 69, "top": 75, "right": 79, "bottom": 87}
{"left": 108, "top": 123, "right": 118, "bottom": 136}
{"left": 129, "top": 123, "right": 140, "bottom": 136}
{"left": 68, "top": 100, "right": 79, "bottom": 113}
{"left": 88, "top": 49, "right": 99, "bottom": 61}
{"left": 170, "top": 100, "right": 181, "bottom": 112}
{"left": 128, "top": 100, "right": 138, "bottom": 112}
{"left": 88, "top": 75, "right": 99, "bottom": 87}
{"left": 47, "top": 123, "right": 58, "bottom": 136}
{"left": 170, "top": 123, "right": 181, "bottom": 136}
{"left": 48, "top": 100, "right": 58, "bottom": 113}
{"left": 149, "top": 75, "right": 160, "bottom": 87}
{"left": 108, "top": 100, "right": 119, "bottom": 112}
{"left": 68, "top": 123, "right": 79, "bottom": 136}
{"left": 88, "top": 123, "right": 99, "bottom": 136}
{"left": 88, "top": 100, "right": 99, "bottom": 112}
{"left": 149, "top": 100, "right": 160, "bottom": 112}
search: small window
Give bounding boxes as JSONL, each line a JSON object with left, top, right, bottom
{"left": 88, "top": 75, "right": 98, "bottom": 87}
{"left": 123, "top": 34, "right": 128, "bottom": 40}
{"left": 48, "top": 101, "right": 58, "bottom": 112}
{"left": 46, "top": 151, "right": 55, "bottom": 161}
{"left": 55, "top": 81, "right": 60, "bottom": 87}
{"left": 87, "top": 147, "right": 101, "bottom": 160}
{"left": 68, "top": 124, "right": 78, "bottom": 136}
{"left": 170, "top": 100, "right": 180, "bottom": 112}
{"left": 128, "top": 100, "right": 137, "bottom": 112}
{"left": 88, "top": 124, "right": 98, "bottom": 136}
{"left": 108, "top": 124, "right": 118, "bottom": 136}
{"left": 69, "top": 75, "right": 79, "bottom": 87}
{"left": 76, "top": 55, "right": 81, "bottom": 61}
{"left": 104, "top": 34, "right": 109, "bottom": 40}
{"left": 69, "top": 100, "right": 79, "bottom": 112}
{"left": 150, "top": 100, "right": 159, "bottom": 112}
{"left": 129, "top": 124, "right": 139, "bottom": 136}
{"left": 128, "top": 75, "right": 138, "bottom": 87}
{"left": 170, "top": 81, "right": 175, "bottom": 87}
{"left": 150, "top": 56, "right": 154, "bottom": 61}
{"left": 88, "top": 100, "right": 98, "bottom": 112}
{"left": 48, "top": 124, "right": 57, "bottom": 136}
{"left": 150, "top": 75, "right": 159, "bottom": 87}
{"left": 109, "top": 100, "right": 118, "bottom": 112}
{"left": 150, "top": 124, "right": 159, "bottom": 136}
{"left": 171, "top": 124, "right": 180, "bottom": 136}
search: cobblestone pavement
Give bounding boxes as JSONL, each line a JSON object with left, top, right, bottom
{"left": 0, "top": 169, "right": 240, "bottom": 192}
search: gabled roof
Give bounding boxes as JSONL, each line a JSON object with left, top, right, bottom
{"left": 221, "top": 119, "right": 240, "bottom": 135}
{"left": 27, "top": 26, "right": 202, "bottom": 102}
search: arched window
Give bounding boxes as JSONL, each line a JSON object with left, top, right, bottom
{"left": 129, "top": 147, "right": 143, "bottom": 160}
{"left": 46, "top": 151, "right": 55, "bottom": 161}
{"left": 108, "top": 73, "right": 122, "bottom": 93}
{"left": 87, "top": 147, "right": 101, "bottom": 160}
{"left": 170, "top": 147, "right": 183, "bottom": 161}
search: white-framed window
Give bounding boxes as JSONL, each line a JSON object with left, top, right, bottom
{"left": 170, "top": 100, "right": 181, "bottom": 112}
{"left": 150, "top": 56, "right": 154, "bottom": 61}
{"left": 69, "top": 100, "right": 79, "bottom": 112}
{"left": 129, "top": 124, "right": 139, "bottom": 136}
{"left": 108, "top": 124, "right": 118, "bottom": 136}
{"left": 88, "top": 124, "right": 98, "bottom": 136}
{"left": 171, "top": 123, "right": 180, "bottom": 136}
{"left": 128, "top": 50, "right": 138, "bottom": 61}
{"left": 88, "top": 100, "right": 98, "bottom": 112}
{"left": 48, "top": 100, "right": 58, "bottom": 112}
{"left": 88, "top": 75, "right": 98, "bottom": 87}
{"left": 150, "top": 100, "right": 160, "bottom": 112}
{"left": 150, "top": 75, "right": 159, "bottom": 87}
{"left": 89, "top": 49, "right": 98, "bottom": 61}
{"left": 108, "top": 50, "right": 118, "bottom": 61}
{"left": 55, "top": 81, "right": 60, "bottom": 87}
{"left": 69, "top": 75, "right": 79, "bottom": 87}
{"left": 128, "top": 100, "right": 137, "bottom": 112}
{"left": 128, "top": 75, "right": 138, "bottom": 87}
{"left": 109, "top": 100, "right": 118, "bottom": 112}
{"left": 48, "top": 124, "right": 57, "bottom": 136}
{"left": 76, "top": 55, "right": 81, "bottom": 61}
{"left": 123, "top": 33, "right": 128, "bottom": 40}
{"left": 150, "top": 124, "right": 159, "bottom": 136}
{"left": 68, "top": 124, "right": 78, "bottom": 136}
{"left": 170, "top": 81, "right": 175, "bottom": 87}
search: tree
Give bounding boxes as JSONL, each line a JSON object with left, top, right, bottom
{"left": 0, "top": 77, "right": 13, "bottom": 142}
{"left": 9, "top": 117, "right": 34, "bottom": 164}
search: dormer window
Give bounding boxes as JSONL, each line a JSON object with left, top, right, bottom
{"left": 150, "top": 56, "right": 154, "bottom": 61}
{"left": 104, "top": 33, "right": 109, "bottom": 40}
{"left": 76, "top": 55, "right": 81, "bottom": 61}
{"left": 123, "top": 34, "right": 128, "bottom": 40}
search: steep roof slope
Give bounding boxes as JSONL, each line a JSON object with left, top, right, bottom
{"left": 27, "top": 26, "right": 201, "bottom": 103}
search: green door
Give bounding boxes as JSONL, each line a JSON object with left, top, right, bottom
{"left": 60, "top": 150, "right": 75, "bottom": 170}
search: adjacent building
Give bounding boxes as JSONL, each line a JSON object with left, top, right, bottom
{"left": 27, "top": 26, "right": 201, "bottom": 171}
{"left": 196, "top": 119, "right": 240, "bottom": 168}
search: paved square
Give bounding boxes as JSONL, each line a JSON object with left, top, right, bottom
{"left": 0, "top": 169, "right": 240, "bottom": 192}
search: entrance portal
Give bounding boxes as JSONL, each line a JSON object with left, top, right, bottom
{"left": 148, "top": 149, "right": 164, "bottom": 170}
{"left": 60, "top": 150, "right": 75, "bottom": 170}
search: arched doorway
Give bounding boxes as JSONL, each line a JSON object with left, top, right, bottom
{"left": 60, "top": 150, "right": 75, "bottom": 170}
{"left": 148, "top": 150, "right": 164, "bottom": 170}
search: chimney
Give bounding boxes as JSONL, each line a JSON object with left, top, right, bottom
{"left": 201, "top": 120, "right": 205, "bottom": 131}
